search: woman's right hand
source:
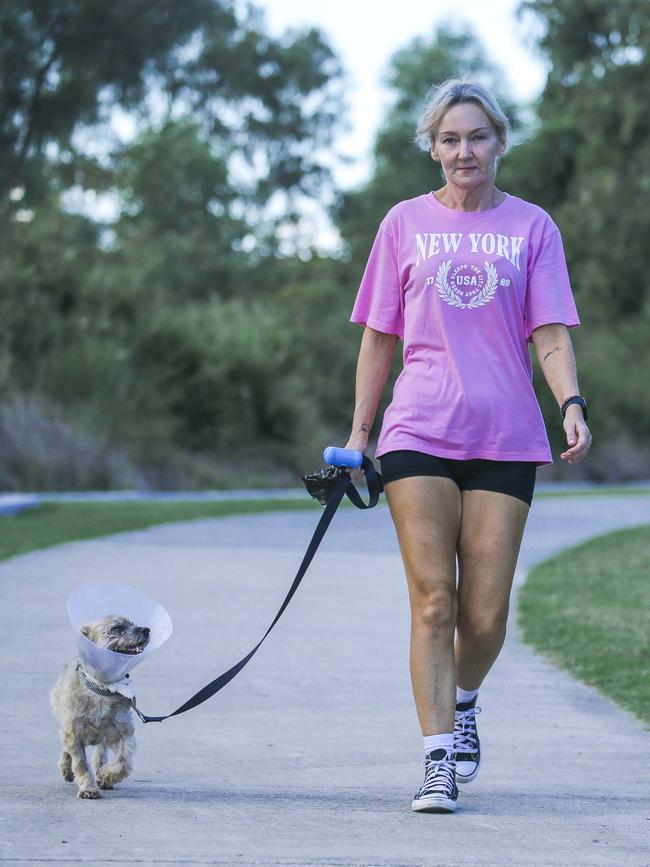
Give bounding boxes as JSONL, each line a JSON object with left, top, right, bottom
{"left": 343, "top": 436, "right": 368, "bottom": 483}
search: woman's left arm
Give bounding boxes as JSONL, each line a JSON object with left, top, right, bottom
{"left": 530, "top": 322, "right": 592, "bottom": 464}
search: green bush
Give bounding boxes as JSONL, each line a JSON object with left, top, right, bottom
{"left": 131, "top": 298, "right": 323, "bottom": 459}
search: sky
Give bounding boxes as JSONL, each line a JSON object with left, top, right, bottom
{"left": 259, "top": 0, "right": 549, "bottom": 190}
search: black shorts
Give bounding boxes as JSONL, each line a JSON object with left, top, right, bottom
{"left": 379, "top": 450, "right": 537, "bottom": 507}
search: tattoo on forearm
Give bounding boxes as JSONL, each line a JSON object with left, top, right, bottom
{"left": 543, "top": 345, "right": 562, "bottom": 363}
{"left": 359, "top": 423, "right": 369, "bottom": 434}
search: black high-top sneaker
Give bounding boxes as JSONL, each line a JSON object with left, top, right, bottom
{"left": 411, "top": 748, "right": 458, "bottom": 813}
{"left": 454, "top": 697, "right": 482, "bottom": 784}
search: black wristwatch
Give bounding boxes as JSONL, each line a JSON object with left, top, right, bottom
{"left": 561, "top": 395, "right": 588, "bottom": 421}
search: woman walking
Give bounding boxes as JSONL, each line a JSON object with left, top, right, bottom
{"left": 346, "top": 79, "right": 591, "bottom": 813}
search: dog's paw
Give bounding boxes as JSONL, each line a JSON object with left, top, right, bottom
{"left": 59, "top": 753, "right": 74, "bottom": 781}
{"left": 78, "top": 787, "right": 101, "bottom": 799}
{"left": 96, "top": 765, "right": 129, "bottom": 788}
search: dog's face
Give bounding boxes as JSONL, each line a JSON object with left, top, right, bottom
{"left": 80, "top": 614, "right": 150, "bottom": 655}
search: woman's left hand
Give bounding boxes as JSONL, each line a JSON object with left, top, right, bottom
{"left": 560, "top": 406, "right": 592, "bottom": 463}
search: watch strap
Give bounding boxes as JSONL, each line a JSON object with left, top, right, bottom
{"left": 561, "top": 395, "right": 588, "bottom": 421}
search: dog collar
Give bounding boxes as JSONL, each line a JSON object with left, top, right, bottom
{"left": 76, "top": 663, "right": 133, "bottom": 701}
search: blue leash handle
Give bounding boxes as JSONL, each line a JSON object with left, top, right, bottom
{"left": 322, "top": 446, "right": 363, "bottom": 468}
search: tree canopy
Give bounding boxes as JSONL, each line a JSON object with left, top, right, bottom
{"left": 1, "top": 1, "right": 648, "bottom": 488}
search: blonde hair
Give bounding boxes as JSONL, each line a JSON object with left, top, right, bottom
{"left": 415, "top": 78, "right": 510, "bottom": 153}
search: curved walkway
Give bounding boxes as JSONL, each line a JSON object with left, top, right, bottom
{"left": 1, "top": 493, "right": 649, "bottom": 866}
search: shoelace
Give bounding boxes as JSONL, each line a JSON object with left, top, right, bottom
{"left": 454, "top": 705, "right": 482, "bottom": 753}
{"left": 419, "top": 757, "right": 456, "bottom": 796}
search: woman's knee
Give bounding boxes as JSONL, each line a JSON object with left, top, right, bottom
{"left": 411, "top": 581, "right": 458, "bottom": 632}
{"left": 457, "top": 608, "right": 508, "bottom": 642}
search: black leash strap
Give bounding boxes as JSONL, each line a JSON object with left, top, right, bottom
{"left": 133, "top": 456, "right": 382, "bottom": 723}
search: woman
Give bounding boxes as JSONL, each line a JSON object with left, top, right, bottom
{"left": 345, "top": 79, "right": 591, "bottom": 814}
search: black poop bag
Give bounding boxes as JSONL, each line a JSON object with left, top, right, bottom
{"left": 301, "top": 465, "right": 349, "bottom": 506}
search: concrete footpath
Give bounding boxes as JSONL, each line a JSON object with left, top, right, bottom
{"left": 1, "top": 493, "right": 649, "bottom": 866}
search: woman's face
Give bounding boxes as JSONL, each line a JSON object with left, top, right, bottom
{"left": 432, "top": 101, "right": 504, "bottom": 190}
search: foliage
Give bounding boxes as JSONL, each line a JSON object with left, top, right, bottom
{"left": 0, "top": 195, "right": 102, "bottom": 390}
{"left": 0, "top": 0, "right": 216, "bottom": 203}
{"left": 131, "top": 298, "right": 312, "bottom": 451}
{"left": 514, "top": 0, "right": 650, "bottom": 321}
{"left": 0, "top": 1, "right": 348, "bottom": 488}
{"left": 0, "top": 0, "right": 344, "bottom": 222}
{"left": 0, "top": 2, "right": 648, "bottom": 488}
{"left": 504, "top": 0, "right": 650, "bottom": 476}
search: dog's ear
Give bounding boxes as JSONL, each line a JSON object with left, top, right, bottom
{"left": 80, "top": 624, "right": 91, "bottom": 637}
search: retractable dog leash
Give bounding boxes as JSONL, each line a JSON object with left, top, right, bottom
{"left": 129, "top": 448, "right": 383, "bottom": 723}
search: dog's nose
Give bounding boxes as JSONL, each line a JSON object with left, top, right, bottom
{"left": 142, "top": 627, "right": 151, "bottom": 636}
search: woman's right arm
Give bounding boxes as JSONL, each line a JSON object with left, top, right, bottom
{"left": 345, "top": 326, "right": 399, "bottom": 464}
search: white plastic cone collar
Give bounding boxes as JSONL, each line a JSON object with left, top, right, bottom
{"left": 67, "top": 581, "right": 173, "bottom": 684}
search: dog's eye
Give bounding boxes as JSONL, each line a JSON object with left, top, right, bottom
{"left": 110, "top": 625, "right": 125, "bottom": 634}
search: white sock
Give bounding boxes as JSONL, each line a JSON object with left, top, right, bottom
{"left": 423, "top": 732, "right": 454, "bottom": 758}
{"left": 456, "top": 686, "right": 479, "bottom": 705}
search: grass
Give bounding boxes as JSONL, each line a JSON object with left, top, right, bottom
{"left": 518, "top": 524, "right": 650, "bottom": 727}
{"left": 0, "top": 498, "right": 322, "bottom": 563}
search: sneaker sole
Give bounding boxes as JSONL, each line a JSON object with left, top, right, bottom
{"left": 455, "top": 764, "right": 480, "bottom": 784}
{"left": 411, "top": 796, "right": 457, "bottom": 813}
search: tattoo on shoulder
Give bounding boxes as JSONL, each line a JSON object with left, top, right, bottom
{"left": 543, "top": 345, "right": 562, "bottom": 363}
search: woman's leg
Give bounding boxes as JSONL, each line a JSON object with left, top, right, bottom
{"left": 384, "top": 475, "right": 462, "bottom": 736}
{"left": 454, "top": 489, "right": 531, "bottom": 689}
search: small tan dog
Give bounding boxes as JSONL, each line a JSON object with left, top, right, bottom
{"left": 50, "top": 614, "right": 150, "bottom": 799}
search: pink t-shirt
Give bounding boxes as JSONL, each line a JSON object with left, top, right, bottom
{"left": 350, "top": 192, "right": 580, "bottom": 467}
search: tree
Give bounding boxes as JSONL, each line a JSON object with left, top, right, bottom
{"left": 0, "top": 1, "right": 348, "bottom": 488}
{"left": 517, "top": 0, "right": 650, "bottom": 321}
{"left": 508, "top": 0, "right": 650, "bottom": 473}
{"left": 0, "top": 0, "right": 344, "bottom": 227}
{"left": 107, "top": 118, "right": 249, "bottom": 304}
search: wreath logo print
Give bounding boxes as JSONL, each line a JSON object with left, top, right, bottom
{"left": 435, "top": 260, "right": 498, "bottom": 309}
